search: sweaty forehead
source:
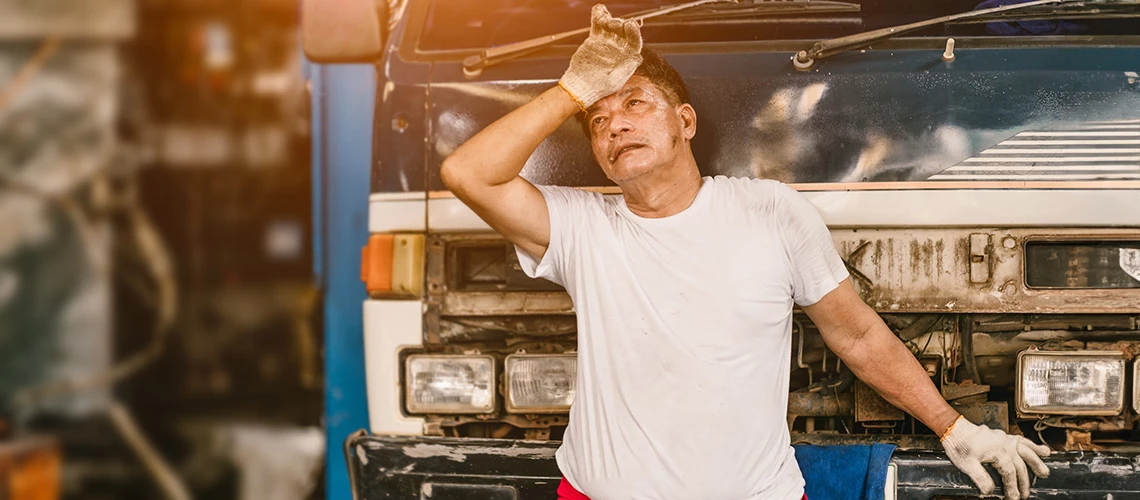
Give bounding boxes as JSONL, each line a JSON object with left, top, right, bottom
{"left": 585, "top": 84, "right": 658, "bottom": 117}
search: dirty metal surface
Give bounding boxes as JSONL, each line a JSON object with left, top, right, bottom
{"left": 428, "top": 235, "right": 574, "bottom": 318}
{"left": 834, "top": 228, "right": 1140, "bottom": 314}
{"left": 346, "top": 435, "right": 1140, "bottom": 499}
{"left": 941, "top": 382, "right": 990, "bottom": 402}
{"left": 432, "top": 228, "right": 1140, "bottom": 319}
{"left": 346, "top": 435, "right": 560, "bottom": 499}
{"left": 438, "top": 316, "right": 576, "bottom": 343}
{"left": 441, "top": 292, "right": 574, "bottom": 317}
{"left": 788, "top": 390, "right": 854, "bottom": 419}
{"left": 951, "top": 401, "right": 1008, "bottom": 433}
{"left": 855, "top": 381, "right": 905, "bottom": 422}
{"left": 789, "top": 433, "right": 941, "bottom": 450}
{"left": 892, "top": 450, "right": 1140, "bottom": 500}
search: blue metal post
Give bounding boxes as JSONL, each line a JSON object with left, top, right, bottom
{"left": 308, "top": 61, "right": 377, "bottom": 500}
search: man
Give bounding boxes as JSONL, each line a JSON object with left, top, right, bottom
{"left": 441, "top": 5, "right": 1051, "bottom": 500}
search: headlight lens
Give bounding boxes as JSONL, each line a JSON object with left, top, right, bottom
{"left": 1134, "top": 361, "right": 1139, "bottom": 413}
{"left": 505, "top": 354, "right": 576, "bottom": 413}
{"left": 405, "top": 355, "right": 496, "bottom": 414}
{"left": 1017, "top": 351, "right": 1125, "bottom": 416}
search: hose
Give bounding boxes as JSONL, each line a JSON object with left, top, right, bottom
{"left": 107, "top": 401, "right": 192, "bottom": 500}
{"left": 958, "top": 315, "right": 981, "bottom": 384}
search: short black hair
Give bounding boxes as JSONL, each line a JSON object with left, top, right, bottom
{"left": 575, "top": 48, "right": 691, "bottom": 136}
{"left": 632, "top": 48, "right": 690, "bottom": 106}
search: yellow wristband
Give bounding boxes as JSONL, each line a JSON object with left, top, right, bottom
{"left": 558, "top": 81, "right": 589, "bottom": 114}
{"left": 940, "top": 415, "right": 964, "bottom": 442}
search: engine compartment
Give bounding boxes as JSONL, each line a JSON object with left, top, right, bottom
{"left": 403, "top": 229, "right": 1140, "bottom": 452}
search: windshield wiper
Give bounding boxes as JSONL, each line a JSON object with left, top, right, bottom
{"left": 953, "top": 0, "right": 1140, "bottom": 24}
{"left": 652, "top": 0, "right": 859, "bottom": 22}
{"left": 463, "top": 0, "right": 732, "bottom": 77}
{"left": 462, "top": 0, "right": 861, "bottom": 77}
{"left": 792, "top": 0, "right": 1090, "bottom": 70}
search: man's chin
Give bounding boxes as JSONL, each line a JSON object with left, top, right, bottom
{"left": 605, "top": 163, "right": 654, "bottom": 184}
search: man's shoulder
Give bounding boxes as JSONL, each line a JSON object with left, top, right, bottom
{"left": 705, "top": 175, "right": 789, "bottom": 204}
{"left": 533, "top": 184, "right": 610, "bottom": 220}
{"left": 535, "top": 184, "right": 607, "bottom": 204}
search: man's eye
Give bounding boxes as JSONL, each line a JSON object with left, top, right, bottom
{"left": 591, "top": 116, "right": 605, "bottom": 125}
{"left": 627, "top": 99, "right": 642, "bottom": 107}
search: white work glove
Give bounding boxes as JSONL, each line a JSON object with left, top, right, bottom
{"left": 941, "top": 416, "right": 1051, "bottom": 500}
{"left": 558, "top": 4, "right": 643, "bottom": 111}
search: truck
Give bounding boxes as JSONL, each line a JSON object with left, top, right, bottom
{"left": 304, "top": 0, "right": 1140, "bottom": 497}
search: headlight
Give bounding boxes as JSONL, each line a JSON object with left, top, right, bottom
{"left": 1134, "top": 361, "right": 1139, "bottom": 413}
{"left": 504, "top": 354, "right": 576, "bottom": 413}
{"left": 1016, "top": 350, "right": 1125, "bottom": 416}
{"left": 405, "top": 355, "right": 496, "bottom": 414}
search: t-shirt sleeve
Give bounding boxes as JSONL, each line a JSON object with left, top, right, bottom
{"left": 773, "top": 182, "right": 850, "bottom": 306}
{"left": 514, "top": 184, "right": 595, "bottom": 287}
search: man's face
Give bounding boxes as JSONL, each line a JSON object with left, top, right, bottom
{"left": 585, "top": 75, "right": 695, "bottom": 184}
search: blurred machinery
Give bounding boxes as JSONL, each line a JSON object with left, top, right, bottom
{"left": 121, "top": 0, "right": 318, "bottom": 422}
{"left": 1, "top": 0, "right": 321, "bottom": 498}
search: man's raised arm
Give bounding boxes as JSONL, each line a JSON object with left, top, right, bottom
{"left": 440, "top": 4, "right": 643, "bottom": 260}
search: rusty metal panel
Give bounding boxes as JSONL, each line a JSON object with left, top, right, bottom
{"left": 442, "top": 291, "right": 574, "bottom": 316}
{"left": 968, "top": 233, "right": 991, "bottom": 284}
{"left": 834, "top": 228, "right": 1140, "bottom": 314}
{"left": 855, "top": 381, "right": 904, "bottom": 422}
{"left": 953, "top": 401, "right": 1009, "bottom": 433}
{"left": 788, "top": 390, "right": 854, "bottom": 419}
{"left": 434, "top": 228, "right": 1140, "bottom": 316}
{"left": 430, "top": 234, "right": 574, "bottom": 317}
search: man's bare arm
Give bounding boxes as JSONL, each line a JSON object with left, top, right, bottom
{"left": 440, "top": 87, "right": 578, "bottom": 260}
{"left": 804, "top": 278, "right": 1051, "bottom": 499}
{"left": 802, "top": 278, "right": 960, "bottom": 435}
{"left": 441, "top": 4, "right": 643, "bottom": 260}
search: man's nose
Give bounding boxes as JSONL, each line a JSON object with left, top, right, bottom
{"left": 607, "top": 112, "right": 633, "bottom": 137}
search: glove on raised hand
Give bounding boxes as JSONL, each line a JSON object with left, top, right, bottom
{"left": 941, "top": 416, "right": 1051, "bottom": 500}
{"left": 558, "top": 4, "right": 643, "bottom": 112}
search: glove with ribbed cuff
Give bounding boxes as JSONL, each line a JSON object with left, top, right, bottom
{"left": 558, "top": 4, "right": 643, "bottom": 112}
{"left": 941, "top": 416, "right": 1051, "bottom": 500}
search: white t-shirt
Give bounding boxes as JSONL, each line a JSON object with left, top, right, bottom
{"left": 516, "top": 175, "right": 849, "bottom": 500}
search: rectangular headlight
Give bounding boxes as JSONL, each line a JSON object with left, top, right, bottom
{"left": 405, "top": 355, "right": 496, "bottom": 414}
{"left": 1017, "top": 350, "right": 1125, "bottom": 416}
{"left": 1134, "top": 361, "right": 1139, "bottom": 413}
{"left": 505, "top": 354, "right": 576, "bottom": 413}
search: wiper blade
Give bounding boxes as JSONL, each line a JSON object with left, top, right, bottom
{"left": 792, "top": 0, "right": 1087, "bottom": 70}
{"left": 463, "top": 0, "right": 734, "bottom": 77}
{"left": 462, "top": 0, "right": 859, "bottom": 76}
{"left": 656, "top": 0, "right": 859, "bottom": 22}
{"left": 953, "top": 0, "right": 1140, "bottom": 24}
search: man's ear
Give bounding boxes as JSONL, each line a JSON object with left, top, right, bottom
{"left": 678, "top": 103, "right": 697, "bottom": 140}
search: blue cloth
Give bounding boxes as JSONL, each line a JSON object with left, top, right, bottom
{"left": 794, "top": 444, "right": 897, "bottom": 500}
{"left": 975, "top": 0, "right": 1088, "bottom": 35}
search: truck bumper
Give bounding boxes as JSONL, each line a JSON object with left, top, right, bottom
{"left": 345, "top": 433, "right": 1140, "bottom": 499}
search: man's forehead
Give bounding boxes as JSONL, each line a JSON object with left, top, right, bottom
{"left": 586, "top": 83, "right": 655, "bottom": 115}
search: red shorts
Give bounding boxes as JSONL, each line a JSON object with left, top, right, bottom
{"left": 556, "top": 476, "right": 808, "bottom": 500}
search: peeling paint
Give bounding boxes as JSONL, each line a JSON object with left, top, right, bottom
{"left": 401, "top": 442, "right": 558, "bottom": 463}
{"left": 356, "top": 444, "right": 368, "bottom": 466}
{"left": 835, "top": 228, "right": 1140, "bottom": 314}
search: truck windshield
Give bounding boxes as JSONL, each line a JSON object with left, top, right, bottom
{"left": 420, "top": 0, "right": 1140, "bottom": 52}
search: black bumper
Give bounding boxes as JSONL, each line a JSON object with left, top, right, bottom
{"left": 346, "top": 434, "right": 1140, "bottom": 499}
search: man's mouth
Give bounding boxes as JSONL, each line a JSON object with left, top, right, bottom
{"left": 609, "top": 144, "right": 644, "bottom": 162}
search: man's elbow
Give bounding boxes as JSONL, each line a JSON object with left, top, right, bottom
{"left": 440, "top": 157, "right": 467, "bottom": 194}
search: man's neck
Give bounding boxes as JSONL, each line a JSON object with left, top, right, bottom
{"left": 621, "top": 166, "right": 703, "bottom": 219}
